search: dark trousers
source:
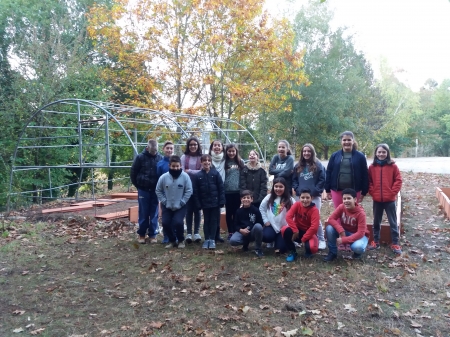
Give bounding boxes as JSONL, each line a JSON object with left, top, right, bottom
{"left": 185, "top": 197, "right": 201, "bottom": 235}
{"left": 283, "top": 227, "right": 311, "bottom": 254}
{"left": 262, "top": 226, "right": 287, "bottom": 253}
{"left": 136, "top": 189, "right": 159, "bottom": 238}
{"left": 203, "top": 207, "right": 220, "bottom": 240}
{"left": 373, "top": 201, "right": 399, "bottom": 244}
{"left": 161, "top": 205, "right": 187, "bottom": 243}
{"left": 225, "top": 192, "right": 241, "bottom": 234}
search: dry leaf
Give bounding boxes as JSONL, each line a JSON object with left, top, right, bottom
{"left": 337, "top": 322, "right": 345, "bottom": 330}
{"left": 344, "top": 304, "right": 357, "bottom": 313}
{"left": 129, "top": 301, "right": 139, "bottom": 307}
{"left": 240, "top": 305, "right": 250, "bottom": 314}
{"left": 149, "top": 321, "right": 164, "bottom": 329}
{"left": 13, "top": 327, "right": 24, "bottom": 333}
{"left": 30, "top": 328, "right": 45, "bottom": 335}
{"left": 281, "top": 328, "right": 298, "bottom": 336}
{"left": 390, "top": 328, "right": 401, "bottom": 335}
{"left": 12, "top": 310, "right": 25, "bottom": 315}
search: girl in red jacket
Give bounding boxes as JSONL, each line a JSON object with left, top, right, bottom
{"left": 367, "top": 144, "right": 403, "bottom": 254}
{"left": 282, "top": 188, "right": 320, "bottom": 262}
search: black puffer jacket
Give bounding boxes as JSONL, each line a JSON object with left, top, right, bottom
{"left": 193, "top": 168, "right": 225, "bottom": 209}
{"left": 130, "top": 149, "right": 163, "bottom": 190}
{"left": 239, "top": 162, "right": 268, "bottom": 204}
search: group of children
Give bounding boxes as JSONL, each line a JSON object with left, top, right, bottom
{"left": 131, "top": 131, "right": 403, "bottom": 261}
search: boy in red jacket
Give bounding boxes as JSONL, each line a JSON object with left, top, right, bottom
{"left": 282, "top": 188, "right": 320, "bottom": 262}
{"left": 323, "top": 188, "right": 369, "bottom": 262}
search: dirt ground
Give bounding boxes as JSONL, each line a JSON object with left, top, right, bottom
{"left": 1, "top": 171, "right": 450, "bottom": 337}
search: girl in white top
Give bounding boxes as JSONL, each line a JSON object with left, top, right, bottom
{"left": 208, "top": 139, "right": 226, "bottom": 242}
{"left": 260, "top": 177, "right": 295, "bottom": 254}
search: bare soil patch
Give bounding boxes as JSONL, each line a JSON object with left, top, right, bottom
{"left": 1, "top": 172, "right": 450, "bottom": 337}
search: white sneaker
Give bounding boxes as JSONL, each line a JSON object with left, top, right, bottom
{"left": 185, "top": 234, "right": 193, "bottom": 244}
{"left": 194, "top": 233, "right": 202, "bottom": 242}
{"left": 178, "top": 241, "right": 185, "bottom": 248}
{"left": 318, "top": 240, "right": 327, "bottom": 250}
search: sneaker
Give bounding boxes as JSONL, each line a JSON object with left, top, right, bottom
{"left": 367, "top": 241, "right": 380, "bottom": 251}
{"left": 352, "top": 252, "right": 362, "bottom": 259}
{"left": 178, "top": 241, "right": 186, "bottom": 249}
{"left": 242, "top": 245, "right": 249, "bottom": 252}
{"left": 209, "top": 240, "right": 216, "bottom": 250}
{"left": 216, "top": 237, "right": 225, "bottom": 243}
{"left": 165, "top": 242, "right": 177, "bottom": 249}
{"left": 286, "top": 251, "right": 298, "bottom": 262}
{"left": 304, "top": 252, "right": 314, "bottom": 258}
{"left": 323, "top": 252, "right": 337, "bottom": 262}
{"left": 202, "top": 240, "right": 209, "bottom": 249}
{"left": 162, "top": 236, "right": 169, "bottom": 244}
{"left": 318, "top": 240, "right": 326, "bottom": 250}
{"left": 266, "top": 242, "right": 274, "bottom": 248}
{"left": 255, "top": 249, "right": 263, "bottom": 258}
{"left": 227, "top": 233, "right": 233, "bottom": 240}
{"left": 149, "top": 238, "right": 157, "bottom": 244}
{"left": 185, "top": 234, "right": 193, "bottom": 244}
{"left": 391, "top": 244, "right": 402, "bottom": 254}
{"left": 138, "top": 236, "right": 146, "bottom": 244}
{"left": 194, "top": 233, "right": 202, "bottom": 243}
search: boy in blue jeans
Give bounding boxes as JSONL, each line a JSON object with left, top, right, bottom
{"left": 323, "top": 188, "right": 370, "bottom": 261}
{"left": 229, "top": 190, "right": 264, "bottom": 257}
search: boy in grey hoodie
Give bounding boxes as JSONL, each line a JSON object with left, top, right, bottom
{"left": 156, "top": 155, "right": 193, "bottom": 248}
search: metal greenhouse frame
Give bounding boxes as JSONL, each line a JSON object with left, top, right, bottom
{"left": 8, "top": 99, "right": 264, "bottom": 210}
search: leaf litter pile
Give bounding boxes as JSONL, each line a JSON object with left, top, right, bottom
{"left": 1, "top": 172, "right": 450, "bottom": 337}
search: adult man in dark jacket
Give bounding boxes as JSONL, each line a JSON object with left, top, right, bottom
{"left": 130, "top": 139, "right": 163, "bottom": 243}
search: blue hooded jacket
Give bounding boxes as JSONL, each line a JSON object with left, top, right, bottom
{"left": 324, "top": 149, "right": 368, "bottom": 195}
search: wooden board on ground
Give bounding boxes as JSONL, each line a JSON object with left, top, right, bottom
{"left": 129, "top": 206, "right": 138, "bottom": 223}
{"left": 95, "top": 211, "right": 129, "bottom": 220}
{"left": 70, "top": 198, "right": 126, "bottom": 207}
{"left": 367, "top": 191, "right": 402, "bottom": 244}
{"left": 111, "top": 193, "right": 138, "bottom": 200}
{"left": 41, "top": 205, "right": 94, "bottom": 214}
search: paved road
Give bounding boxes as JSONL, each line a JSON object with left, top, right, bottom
{"left": 321, "top": 157, "right": 450, "bottom": 174}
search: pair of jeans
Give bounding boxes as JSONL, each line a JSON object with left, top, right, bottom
{"left": 283, "top": 227, "right": 314, "bottom": 254}
{"left": 372, "top": 201, "right": 399, "bottom": 244}
{"left": 262, "top": 225, "right": 287, "bottom": 253}
{"left": 203, "top": 207, "right": 220, "bottom": 240}
{"left": 136, "top": 189, "right": 159, "bottom": 238}
{"left": 229, "top": 223, "right": 263, "bottom": 250}
{"left": 161, "top": 204, "right": 187, "bottom": 243}
{"left": 185, "top": 197, "right": 201, "bottom": 235}
{"left": 325, "top": 225, "right": 368, "bottom": 255}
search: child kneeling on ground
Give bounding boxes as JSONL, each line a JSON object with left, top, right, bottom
{"left": 229, "top": 190, "right": 264, "bottom": 257}
{"left": 282, "top": 188, "right": 320, "bottom": 262}
{"left": 323, "top": 188, "right": 369, "bottom": 261}
{"left": 155, "top": 155, "right": 193, "bottom": 248}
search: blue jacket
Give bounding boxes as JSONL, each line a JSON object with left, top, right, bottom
{"left": 325, "top": 149, "right": 369, "bottom": 195}
{"left": 292, "top": 160, "right": 326, "bottom": 198}
{"left": 157, "top": 156, "right": 170, "bottom": 178}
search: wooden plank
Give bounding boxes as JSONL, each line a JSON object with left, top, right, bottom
{"left": 95, "top": 211, "right": 129, "bottom": 220}
{"left": 71, "top": 198, "right": 124, "bottom": 206}
{"left": 111, "top": 193, "right": 138, "bottom": 200}
{"left": 42, "top": 205, "right": 94, "bottom": 214}
{"left": 435, "top": 187, "right": 442, "bottom": 199}
{"left": 129, "top": 206, "right": 138, "bottom": 222}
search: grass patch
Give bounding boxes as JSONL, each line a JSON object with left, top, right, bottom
{"left": 1, "top": 172, "right": 450, "bottom": 336}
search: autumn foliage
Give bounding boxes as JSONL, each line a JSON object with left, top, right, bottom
{"left": 87, "top": 0, "right": 308, "bottom": 119}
